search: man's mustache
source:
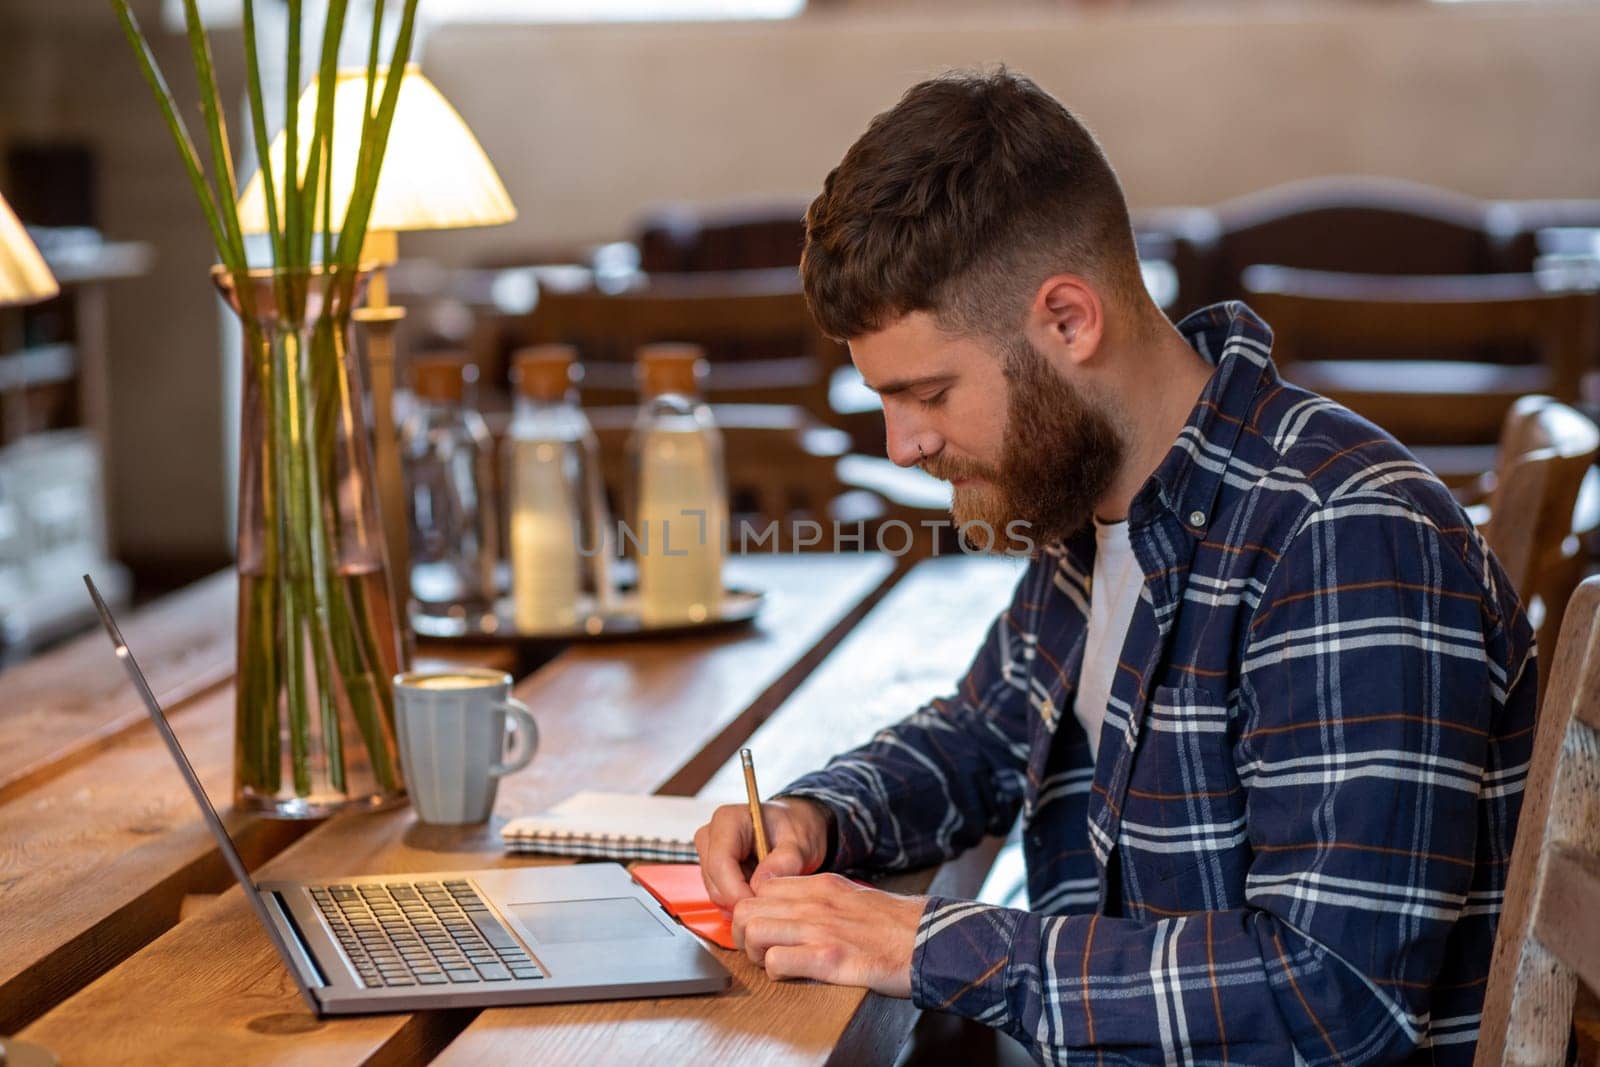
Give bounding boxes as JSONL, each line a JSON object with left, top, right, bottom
{"left": 920, "top": 455, "right": 1001, "bottom": 483}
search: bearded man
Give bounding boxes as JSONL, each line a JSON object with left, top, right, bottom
{"left": 695, "top": 69, "right": 1535, "bottom": 1065}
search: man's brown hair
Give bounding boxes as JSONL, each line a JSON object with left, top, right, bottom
{"left": 801, "top": 68, "right": 1143, "bottom": 342}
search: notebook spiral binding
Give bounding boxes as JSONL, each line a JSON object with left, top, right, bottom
{"left": 502, "top": 827, "right": 699, "bottom": 863}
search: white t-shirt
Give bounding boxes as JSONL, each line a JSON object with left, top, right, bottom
{"left": 1072, "top": 519, "right": 1144, "bottom": 763}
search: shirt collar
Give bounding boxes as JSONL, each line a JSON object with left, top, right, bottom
{"left": 1128, "top": 301, "right": 1278, "bottom": 537}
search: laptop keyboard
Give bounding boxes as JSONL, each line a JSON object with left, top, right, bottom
{"left": 310, "top": 879, "right": 544, "bottom": 988}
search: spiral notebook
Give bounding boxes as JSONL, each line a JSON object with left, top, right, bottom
{"left": 501, "top": 791, "right": 719, "bottom": 862}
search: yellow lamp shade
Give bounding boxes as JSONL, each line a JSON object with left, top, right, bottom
{"left": 236, "top": 65, "right": 516, "bottom": 237}
{"left": 0, "top": 191, "right": 59, "bottom": 306}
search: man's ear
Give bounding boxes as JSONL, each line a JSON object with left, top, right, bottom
{"left": 1026, "top": 275, "right": 1104, "bottom": 369}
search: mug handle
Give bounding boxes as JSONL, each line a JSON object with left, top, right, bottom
{"left": 490, "top": 698, "right": 540, "bottom": 778}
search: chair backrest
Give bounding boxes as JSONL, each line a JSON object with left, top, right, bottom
{"left": 1474, "top": 576, "right": 1600, "bottom": 1065}
{"left": 514, "top": 270, "right": 844, "bottom": 424}
{"left": 1241, "top": 267, "right": 1595, "bottom": 457}
{"left": 1242, "top": 266, "right": 1594, "bottom": 404}
{"left": 633, "top": 201, "right": 808, "bottom": 273}
{"left": 1213, "top": 176, "right": 1500, "bottom": 297}
{"left": 1485, "top": 197, "right": 1600, "bottom": 273}
{"left": 1480, "top": 397, "right": 1600, "bottom": 689}
{"left": 1484, "top": 397, "right": 1600, "bottom": 591}
{"left": 585, "top": 403, "right": 856, "bottom": 551}
{"left": 1131, "top": 205, "right": 1223, "bottom": 317}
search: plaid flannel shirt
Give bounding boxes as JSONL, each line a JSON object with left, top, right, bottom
{"left": 781, "top": 303, "right": 1536, "bottom": 1066}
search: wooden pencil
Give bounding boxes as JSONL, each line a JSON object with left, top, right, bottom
{"left": 740, "top": 747, "right": 771, "bottom": 863}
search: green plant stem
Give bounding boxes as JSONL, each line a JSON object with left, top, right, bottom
{"left": 269, "top": 326, "right": 312, "bottom": 796}
{"left": 240, "top": 0, "right": 286, "bottom": 293}
{"left": 239, "top": 564, "right": 281, "bottom": 792}
{"left": 284, "top": 0, "right": 303, "bottom": 279}
{"left": 252, "top": 584, "right": 280, "bottom": 789}
{"left": 320, "top": 128, "right": 335, "bottom": 279}
{"left": 303, "top": 0, "right": 349, "bottom": 266}
{"left": 361, "top": 1, "right": 385, "bottom": 133}
{"left": 334, "top": 0, "right": 384, "bottom": 307}
{"left": 341, "top": 572, "right": 402, "bottom": 791}
{"left": 324, "top": 570, "right": 399, "bottom": 792}
{"left": 311, "top": 293, "right": 399, "bottom": 792}
{"left": 335, "top": 0, "right": 421, "bottom": 300}
{"left": 300, "top": 315, "right": 344, "bottom": 793}
{"left": 181, "top": 0, "right": 249, "bottom": 281}
{"left": 256, "top": 321, "right": 283, "bottom": 791}
{"left": 235, "top": 322, "right": 280, "bottom": 792}
{"left": 109, "top": 1, "right": 240, "bottom": 276}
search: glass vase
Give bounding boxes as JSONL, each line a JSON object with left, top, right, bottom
{"left": 216, "top": 267, "right": 406, "bottom": 818}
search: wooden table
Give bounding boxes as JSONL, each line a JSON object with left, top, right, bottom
{"left": 3, "top": 550, "right": 1026, "bottom": 1065}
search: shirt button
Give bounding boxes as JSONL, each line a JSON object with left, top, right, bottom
{"left": 1188, "top": 510, "right": 1206, "bottom": 527}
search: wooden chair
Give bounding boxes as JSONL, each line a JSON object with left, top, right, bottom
{"left": 632, "top": 200, "right": 808, "bottom": 274}
{"left": 1472, "top": 397, "right": 1600, "bottom": 692}
{"left": 1242, "top": 266, "right": 1595, "bottom": 483}
{"left": 1213, "top": 177, "right": 1502, "bottom": 303}
{"left": 1475, "top": 575, "right": 1600, "bottom": 1065}
{"left": 507, "top": 269, "right": 846, "bottom": 427}
{"left": 1131, "top": 205, "right": 1222, "bottom": 319}
{"left": 584, "top": 403, "right": 883, "bottom": 553}
{"left": 1486, "top": 196, "right": 1600, "bottom": 274}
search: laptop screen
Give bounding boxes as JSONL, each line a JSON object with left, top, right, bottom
{"left": 83, "top": 574, "right": 321, "bottom": 1012}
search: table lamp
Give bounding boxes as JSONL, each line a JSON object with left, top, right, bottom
{"left": 0, "top": 190, "right": 60, "bottom": 308}
{"left": 0, "top": 190, "right": 60, "bottom": 444}
{"left": 237, "top": 65, "right": 516, "bottom": 635}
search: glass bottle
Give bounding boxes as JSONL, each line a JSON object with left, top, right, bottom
{"left": 504, "top": 345, "right": 612, "bottom": 631}
{"left": 627, "top": 344, "right": 728, "bottom": 625}
{"left": 400, "top": 354, "right": 498, "bottom": 618}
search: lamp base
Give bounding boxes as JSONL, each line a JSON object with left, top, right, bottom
{"left": 352, "top": 235, "right": 413, "bottom": 667}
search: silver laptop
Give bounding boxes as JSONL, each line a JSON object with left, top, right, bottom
{"left": 85, "top": 575, "right": 729, "bottom": 1015}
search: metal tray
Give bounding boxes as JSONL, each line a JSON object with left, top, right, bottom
{"left": 410, "top": 586, "right": 764, "bottom": 643}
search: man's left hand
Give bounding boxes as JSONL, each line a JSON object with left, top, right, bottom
{"left": 730, "top": 873, "right": 926, "bottom": 997}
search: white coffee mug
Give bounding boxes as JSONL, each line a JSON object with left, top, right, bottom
{"left": 394, "top": 668, "right": 539, "bottom": 825}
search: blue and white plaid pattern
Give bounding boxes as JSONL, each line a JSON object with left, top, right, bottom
{"left": 782, "top": 303, "right": 1536, "bottom": 1065}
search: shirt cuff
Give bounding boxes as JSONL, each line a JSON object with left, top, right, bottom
{"left": 773, "top": 774, "right": 877, "bottom": 872}
{"left": 910, "top": 896, "right": 1023, "bottom": 1034}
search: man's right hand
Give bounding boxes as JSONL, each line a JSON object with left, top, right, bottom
{"left": 695, "top": 796, "right": 831, "bottom": 909}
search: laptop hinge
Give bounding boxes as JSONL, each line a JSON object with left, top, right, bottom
{"left": 265, "top": 888, "right": 330, "bottom": 995}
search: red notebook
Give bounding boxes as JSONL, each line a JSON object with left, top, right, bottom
{"left": 631, "top": 863, "right": 735, "bottom": 950}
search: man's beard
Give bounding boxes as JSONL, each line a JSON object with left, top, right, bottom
{"left": 922, "top": 336, "right": 1125, "bottom": 553}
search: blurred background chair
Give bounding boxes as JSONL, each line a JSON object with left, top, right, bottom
{"left": 1488, "top": 197, "right": 1600, "bottom": 278}
{"left": 1133, "top": 177, "right": 1600, "bottom": 318}
{"left": 1467, "top": 397, "right": 1600, "bottom": 689}
{"left": 633, "top": 200, "right": 807, "bottom": 274}
{"left": 1474, "top": 575, "right": 1600, "bottom": 1066}
{"left": 1130, "top": 205, "right": 1222, "bottom": 319}
{"left": 493, "top": 269, "right": 845, "bottom": 430}
{"left": 1211, "top": 177, "right": 1505, "bottom": 301}
{"left": 1241, "top": 265, "right": 1596, "bottom": 485}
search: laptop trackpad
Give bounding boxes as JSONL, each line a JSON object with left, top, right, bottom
{"left": 508, "top": 897, "right": 672, "bottom": 944}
